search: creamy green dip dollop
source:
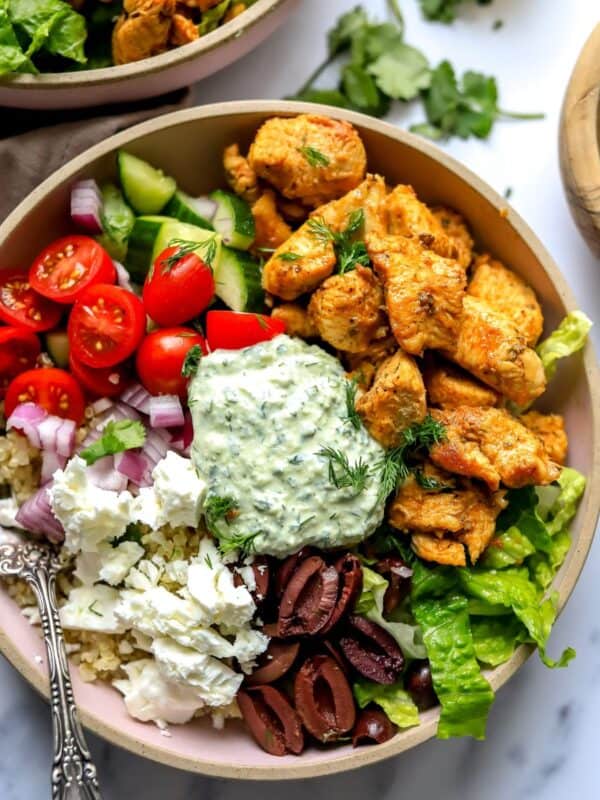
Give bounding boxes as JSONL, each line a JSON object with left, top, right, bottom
{"left": 189, "top": 335, "right": 385, "bottom": 558}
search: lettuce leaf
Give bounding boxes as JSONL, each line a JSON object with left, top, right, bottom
{"left": 412, "top": 593, "right": 494, "bottom": 739}
{"left": 543, "top": 467, "right": 586, "bottom": 537}
{"left": 458, "top": 567, "right": 574, "bottom": 668}
{"left": 471, "top": 616, "right": 528, "bottom": 666}
{"left": 353, "top": 679, "right": 420, "bottom": 728}
{"left": 0, "top": 2, "right": 35, "bottom": 75}
{"left": 480, "top": 526, "right": 536, "bottom": 569}
{"left": 198, "top": 0, "right": 231, "bottom": 34}
{"left": 537, "top": 310, "right": 592, "bottom": 380}
{"left": 8, "top": 0, "right": 87, "bottom": 65}
{"left": 355, "top": 566, "right": 426, "bottom": 658}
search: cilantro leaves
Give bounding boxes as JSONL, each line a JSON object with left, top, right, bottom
{"left": 80, "top": 420, "right": 146, "bottom": 466}
{"left": 290, "top": 2, "right": 543, "bottom": 142}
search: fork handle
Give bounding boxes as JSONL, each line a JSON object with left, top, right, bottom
{"left": 26, "top": 563, "right": 102, "bottom": 800}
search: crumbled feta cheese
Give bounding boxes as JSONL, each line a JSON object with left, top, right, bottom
{"left": 75, "top": 542, "right": 144, "bottom": 587}
{"left": 132, "top": 486, "right": 162, "bottom": 530}
{"left": 163, "top": 559, "right": 189, "bottom": 586}
{"left": 235, "top": 565, "right": 256, "bottom": 592}
{"left": 0, "top": 495, "right": 23, "bottom": 529}
{"left": 187, "top": 538, "right": 255, "bottom": 627}
{"left": 50, "top": 457, "right": 134, "bottom": 553}
{"left": 113, "top": 659, "right": 204, "bottom": 725}
{"left": 124, "top": 559, "right": 163, "bottom": 591}
{"left": 152, "top": 452, "right": 206, "bottom": 529}
{"left": 231, "top": 628, "right": 270, "bottom": 674}
{"left": 60, "top": 585, "right": 125, "bottom": 634}
{"left": 151, "top": 638, "right": 242, "bottom": 707}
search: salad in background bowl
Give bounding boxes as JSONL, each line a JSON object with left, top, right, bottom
{"left": 0, "top": 102, "right": 597, "bottom": 779}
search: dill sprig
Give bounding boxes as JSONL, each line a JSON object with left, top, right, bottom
{"left": 307, "top": 208, "right": 370, "bottom": 274}
{"left": 318, "top": 446, "right": 370, "bottom": 493}
{"left": 298, "top": 145, "right": 331, "bottom": 167}
{"left": 181, "top": 344, "right": 202, "bottom": 378}
{"left": 215, "top": 530, "right": 261, "bottom": 558}
{"left": 161, "top": 236, "right": 219, "bottom": 272}
{"left": 376, "top": 415, "right": 447, "bottom": 502}
{"left": 278, "top": 252, "right": 302, "bottom": 261}
{"left": 204, "top": 495, "right": 238, "bottom": 534}
{"left": 344, "top": 376, "right": 362, "bottom": 430}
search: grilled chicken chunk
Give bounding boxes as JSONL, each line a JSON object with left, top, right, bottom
{"left": 424, "top": 356, "right": 499, "bottom": 409}
{"left": 443, "top": 295, "right": 546, "bottom": 407}
{"left": 251, "top": 191, "right": 292, "bottom": 252}
{"left": 223, "top": 143, "right": 261, "bottom": 204}
{"left": 431, "top": 206, "right": 474, "bottom": 268}
{"left": 113, "top": 0, "right": 178, "bottom": 64}
{"left": 368, "top": 235, "right": 466, "bottom": 356}
{"left": 520, "top": 410, "right": 568, "bottom": 464}
{"left": 270, "top": 304, "right": 318, "bottom": 339}
{"left": 356, "top": 350, "right": 426, "bottom": 448}
{"left": 411, "top": 534, "right": 467, "bottom": 567}
{"left": 343, "top": 335, "right": 398, "bottom": 389}
{"left": 468, "top": 254, "right": 544, "bottom": 346}
{"left": 248, "top": 115, "right": 367, "bottom": 207}
{"left": 429, "top": 406, "right": 561, "bottom": 491}
{"left": 308, "top": 266, "right": 387, "bottom": 353}
{"left": 383, "top": 185, "right": 458, "bottom": 261}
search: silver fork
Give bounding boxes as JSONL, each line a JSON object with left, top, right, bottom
{"left": 0, "top": 538, "right": 102, "bottom": 799}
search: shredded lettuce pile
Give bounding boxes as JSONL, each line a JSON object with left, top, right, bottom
{"left": 0, "top": 0, "right": 87, "bottom": 75}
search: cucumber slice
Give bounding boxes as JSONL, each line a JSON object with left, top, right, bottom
{"left": 214, "top": 246, "right": 264, "bottom": 312}
{"left": 163, "top": 190, "right": 215, "bottom": 230}
{"left": 98, "top": 183, "right": 135, "bottom": 261}
{"left": 46, "top": 331, "right": 70, "bottom": 368}
{"left": 210, "top": 189, "right": 255, "bottom": 251}
{"left": 125, "top": 216, "right": 222, "bottom": 282}
{"left": 118, "top": 151, "right": 176, "bottom": 215}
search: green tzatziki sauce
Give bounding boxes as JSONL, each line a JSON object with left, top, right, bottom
{"left": 189, "top": 335, "right": 385, "bottom": 558}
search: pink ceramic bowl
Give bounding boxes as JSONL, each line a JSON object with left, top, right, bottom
{"left": 0, "top": 0, "right": 298, "bottom": 110}
{"left": 0, "top": 101, "right": 598, "bottom": 779}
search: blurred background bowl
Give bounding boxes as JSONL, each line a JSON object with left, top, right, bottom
{"left": 0, "top": 0, "right": 299, "bottom": 110}
{"left": 0, "top": 101, "right": 598, "bottom": 779}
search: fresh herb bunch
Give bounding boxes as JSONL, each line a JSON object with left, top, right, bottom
{"left": 308, "top": 209, "right": 370, "bottom": 274}
{"left": 418, "top": 0, "right": 493, "bottom": 24}
{"left": 289, "top": 2, "right": 543, "bottom": 142}
{"left": 377, "top": 415, "right": 446, "bottom": 502}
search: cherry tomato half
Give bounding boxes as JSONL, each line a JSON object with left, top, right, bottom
{"left": 136, "top": 327, "right": 207, "bottom": 398}
{"left": 29, "top": 235, "right": 116, "bottom": 304}
{"left": 0, "top": 271, "right": 62, "bottom": 332}
{"left": 206, "top": 311, "right": 286, "bottom": 351}
{"left": 0, "top": 327, "right": 41, "bottom": 398}
{"left": 69, "top": 352, "right": 132, "bottom": 399}
{"left": 68, "top": 284, "right": 146, "bottom": 369}
{"left": 143, "top": 246, "right": 215, "bottom": 327}
{"left": 5, "top": 368, "right": 85, "bottom": 423}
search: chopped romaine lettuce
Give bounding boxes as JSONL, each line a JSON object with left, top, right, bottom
{"left": 471, "top": 616, "right": 528, "bottom": 666}
{"left": 355, "top": 566, "right": 426, "bottom": 658}
{"left": 412, "top": 593, "right": 494, "bottom": 739}
{"left": 458, "top": 567, "right": 574, "bottom": 668}
{"left": 480, "top": 526, "right": 536, "bottom": 569}
{"left": 0, "top": 2, "right": 35, "bottom": 74}
{"left": 537, "top": 310, "right": 592, "bottom": 380}
{"left": 353, "top": 679, "right": 420, "bottom": 728}
{"left": 199, "top": 0, "right": 231, "bottom": 35}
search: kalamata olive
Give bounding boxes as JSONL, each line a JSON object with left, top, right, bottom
{"left": 278, "top": 556, "right": 339, "bottom": 637}
{"left": 352, "top": 708, "right": 396, "bottom": 747}
{"left": 320, "top": 553, "right": 363, "bottom": 634}
{"left": 238, "top": 686, "right": 304, "bottom": 756}
{"left": 322, "top": 640, "right": 350, "bottom": 675}
{"left": 274, "top": 547, "right": 315, "bottom": 597}
{"left": 405, "top": 659, "right": 438, "bottom": 711}
{"left": 294, "top": 654, "right": 356, "bottom": 742}
{"left": 374, "top": 557, "right": 412, "bottom": 615}
{"left": 245, "top": 640, "right": 300, "bottom": 686}
{"left": 339, "top": 615, "right": 404, "bottom": 684}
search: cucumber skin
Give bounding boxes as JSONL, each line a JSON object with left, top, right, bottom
{"left": 118, "top": 151, "right": 176, "bottom": 215}
{"left": 163, "top": 192, "right": 214, "bottom": 231}
{"left": 124, "top": 216, "right": 169, "bottom": 283}
{"left": 210, "top": 189, "right": 255, "bottom": 251}
{"left": 215, "top": 246, "right": 264, "bottom": 313}
{"left": 45, "top": 331, "right": 70, "bottom": 368}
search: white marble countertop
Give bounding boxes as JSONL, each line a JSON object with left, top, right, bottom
{"left": 1, "top": 0, "right": 599, "bottom": 797}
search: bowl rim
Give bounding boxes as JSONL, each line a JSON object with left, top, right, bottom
{"left": 0, "top": 0, "right": 289, "bottom": 90}
{"left": 0, "top": 100, "right": 599, "bottom": 780}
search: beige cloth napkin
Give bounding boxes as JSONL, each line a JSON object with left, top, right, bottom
{"left": 0, "top": 89, "right": 192, "bottom": 222}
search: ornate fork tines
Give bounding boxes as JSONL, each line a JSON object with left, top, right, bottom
{"left": 0, "top": 542, "right": 103, "bottom": 800}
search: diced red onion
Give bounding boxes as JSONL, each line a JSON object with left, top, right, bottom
{"left": 6, "top": 403, "right": 47, "bottom": 448}
{"left": 115, "top": 450, "right": 148, "bottom": 485}
{"left": 41, "top": 451, "right": 66, "bottom": 485}
{"left": 170, "top": 411, "right": 193, "bottom": 453}
{"left": 87, "top": 456, "right": 128, "bottom": 492}
{"left": 15, "top": 484, "right": 64, "bottom": 544}
{"left": 78, "top": 427, "right": 102, "bottom": 451}
{"left": 149, "top": 395, "right": 184, "bottom": 428}
{"left": 90, "top": 397, "right": 113, "bottom": 416}
{"left": 114, "top": 261, "right": 135, "bottom": 292}
{"left": 71, "top": 179, "right": 103, "bottom": 234}
{"left": 191, "top": 195, "right": 217, "bottom": 221}
{"left": 139, "top": 429, "right": 169, "bottom": 483}
{"left": 120, "top": 383, "right": 152, "bottom": 415}
{"left": 35, "top": 415, "right": 76, "bottom": 458}
{"left": 96, "top": 401, "right": 141, "bottom": 430}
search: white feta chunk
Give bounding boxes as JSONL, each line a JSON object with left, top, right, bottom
{"left": 60, "top": 585, "right": 125, "bottom": 634}
{"left": 113, "top": 659, "right": 204, "bottom": 725}
{"left": 75, "top": 541, "right": 145, "bottom": 587}
{"left": 0, "top": 495, "right": 23, "bottom": 529}
{"left": 152, "top": 451, "right": 206, "bottom": 529}
{"left": 231, "top": 627, "right": 269, "bottom": 674}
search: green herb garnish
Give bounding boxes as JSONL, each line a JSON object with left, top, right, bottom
{"left": 278, "top": 252, "right": 302, "bottom": 261}
{"left": 418, "top": 0, "right": 492, "bottom": 24}
{"left": 204, "top": 553, "right": 213, "bottom": 569}
{"left": 215, "top": 530, "right": 261, "bottom": 558}
{"left": 204, "top": 495, "right": 239, "bottom": 534}
{"left": 163, "top": 236, "right": 218, "bottom": 272}
{"left": 80, "top": 420, "right": 146, "bottom": 466}
{"left": 181, "top": 344, "right": 202, "bottom": 378}
{"left": 88, "top": 601, "right": 103, "bottom": 618}
{"left": 308, "top": 209, "right": 370, "bottom": 274}
{"left": 377, "top": 415, "right": 446, "bottom": 502}
{"left": 344, "top": 377, "right": 362, "bottom": 430}
{"left": 298, "top": 145, "right": 331, "bottom": 168}
{"left": 318, "top": 446, "right": 370, "bottom": 493}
